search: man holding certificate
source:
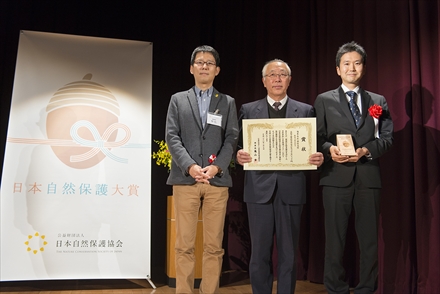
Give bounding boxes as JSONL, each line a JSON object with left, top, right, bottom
{"left": 314, "top": 42, "right": 393, "bottom": 294}
{"left": 236, "top": 59, "right": 323, "bottom": 294}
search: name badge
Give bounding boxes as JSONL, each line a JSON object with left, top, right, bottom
{"left": 207, "top": 111, "right": 222, "bottom": 127}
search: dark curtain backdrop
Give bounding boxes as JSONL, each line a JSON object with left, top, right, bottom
{"left": 0, "top": 1, "right": 439, "bottom": 293}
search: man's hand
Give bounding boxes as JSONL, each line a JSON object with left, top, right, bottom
{"left": 347, "top": 147, "right": 370, "bottom": 163}
{"left": 188, "top": 164, "right": 211, "bottom": 184}
{"left": 200, "top": 165, "right": 219, "bottom": 182}
{"left": 236, "top": 149, "right": 252, "bottom": 165}
{"left": 329, "top": 146, "right": 370, "bottom": 163}
{"left": 308, "top": 152, "right": 324, "bottom": 167}
{"left": 329, "top": 145, "right": 349, "bottom": 163}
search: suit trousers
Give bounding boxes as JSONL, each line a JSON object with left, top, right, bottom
{"left": 173, "top": 183, "right": 229, "bottom": 294}
{"left": 247, "top": 190, "right": 303, "bottom": 294}
{"left": 322, "top": 177, "right": 380, "bottom": 294}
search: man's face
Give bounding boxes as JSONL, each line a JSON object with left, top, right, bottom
{"left": 190, "top": 52, "right": 220, "bottom": 87}
{"left": 336, "top": 51, "right": 365, "bottom": 89}
{"left": 262, "top": 61, "right": 291, "bottom": 100}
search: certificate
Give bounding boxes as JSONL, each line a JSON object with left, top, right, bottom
{"left": 242, "top": 117, "right": 317, "bottom": 170}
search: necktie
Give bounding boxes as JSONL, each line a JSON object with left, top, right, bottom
{"left": 273, "top": 101, "right": 281, "bottom": 111}
{"left": 347, "top": 91, "right": 361, "bottom": 127}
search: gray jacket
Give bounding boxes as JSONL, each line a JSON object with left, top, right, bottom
{"left": 165, "top": 87, "right": 239, "bottom": 187}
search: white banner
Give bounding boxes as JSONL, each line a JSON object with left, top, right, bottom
{"left": 0, "top": 31, "right": 152, "bottom": 281}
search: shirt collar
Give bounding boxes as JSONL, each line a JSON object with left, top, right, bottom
{"left": 194, "top": 86, "right": 213, "bottom": 97}
{"left": 341, "top": 84, "right": 360, "bottom": 94}
{"left": 266, "top": 95, "right": 288, "bottom": 109}
{"left": 341, "top": 85, "right": 360, "bottom": 102}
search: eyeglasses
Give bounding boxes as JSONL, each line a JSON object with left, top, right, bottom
{"left": 194, "top": 60, "right": 217, "bottom": 67}
{"left": 264, "top": 73, "right": 290, "bottom": 80}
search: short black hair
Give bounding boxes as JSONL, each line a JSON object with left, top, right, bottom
{"left": 190, "top": 45, "right": 220, "bottom": 66}
{"left": 336, "top": 41, "right": 367, "bottom": 67}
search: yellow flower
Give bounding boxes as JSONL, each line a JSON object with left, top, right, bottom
{"left": 152, "top": 139, "right": 236, "bottom": 173}
{"left": 152, "top": 140, "right": 172, "bottom": 171}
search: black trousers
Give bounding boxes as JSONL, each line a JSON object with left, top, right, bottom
{"left": 322, "top": 178, "right": 380, "bottom": 294}
{"left": 247, "top": 190, "right": 303, "bottom": 294}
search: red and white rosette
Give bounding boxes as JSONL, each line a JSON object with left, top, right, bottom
{"left": 368, "top": 104, "right": 382, "bottom": 138}
{"left": 208, "top": 154, "right": 217, "bottom": 165}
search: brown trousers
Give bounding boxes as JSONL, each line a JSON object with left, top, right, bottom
{"left": 173, "top": 183, "right": 229, "bottom": 293}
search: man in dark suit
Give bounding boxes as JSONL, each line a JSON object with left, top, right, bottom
{"left": 165, "top": 45, "right": 239, "bottom": 293}
{"left": 236, "top": 59, "right": 324, "bottom": 293}
{"left": 314, "top": 41, "right": 393, "bottom": 294}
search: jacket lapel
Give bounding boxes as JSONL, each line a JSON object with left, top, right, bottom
{"left": 253, "top": 98, "right": 269, "bottom": 118}
{"left": 188, "top": 88, "right": 203, "bottom": 131}
{"left": 285, "top": 97, "right": 298, "bottom": 118}
{"left": 209, "top": 88, "right": 221, "bottom": 113}
{"left": 359, "top": 88, "right": 372, "bottom": 127}
{"left": 202, "top": 88, "right": 222, "bottom": 133}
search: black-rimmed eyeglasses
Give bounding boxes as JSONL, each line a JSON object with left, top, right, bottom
{"left": 194, "top": 60, "right": 217, "bottom": 67}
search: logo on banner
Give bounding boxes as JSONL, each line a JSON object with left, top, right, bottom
{"left": 24, "top": 232, "right": 48, "bottom": 254}
{"left": 7, "top": 74, "right": 146, "bottom": 169}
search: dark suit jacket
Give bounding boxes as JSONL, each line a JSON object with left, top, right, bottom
{"left": 314, "top": 86, "right": 393, "bottom": 188}
{"left": 238, "top": 97, "right": 315, "bottom": 204}
{"left": 166, "top": 87, "right": 239, "bottom": 187}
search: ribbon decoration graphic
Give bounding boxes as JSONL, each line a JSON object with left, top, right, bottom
{"left": 70, "top": 120, "right": 131, "bottom": 163}
{"left": 6, "top": 120, "right": 147, "bottom": 165}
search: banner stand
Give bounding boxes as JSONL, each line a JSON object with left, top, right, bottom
{"left": 0, "top": 30, "right": 153, "bottom": 281}
{"left": 146, "top": 275, "right": 156, "bottom": 289}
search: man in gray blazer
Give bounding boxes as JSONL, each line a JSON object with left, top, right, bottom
{"left": 314, "top": 42, "right": 393, "bottom": 294}
{"left": 165, "top": 45, "right": 238, "bottom": 293}
{"left": 236, "top": 59, "right": 323, "bottom": 293}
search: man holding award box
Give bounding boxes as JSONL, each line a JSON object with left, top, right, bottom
{"left": 314, "top": 41, "right": 394, "bottom": 294}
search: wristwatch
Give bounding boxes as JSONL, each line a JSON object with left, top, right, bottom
{"left": 362, "top": 147, "right": 372, "bottom": 159}
{"left": 216, "top": 166, "right": 224, "bottom": 178}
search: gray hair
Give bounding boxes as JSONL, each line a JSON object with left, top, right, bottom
{"left": 262, "top": 59, "right": 291, "bottom": 77}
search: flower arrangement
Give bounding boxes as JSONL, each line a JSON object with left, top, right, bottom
{"left": 152, "top": 140, "right": 172, "bottom": 171}
{"left": 368, "top": 104, "right": 382, "bottom": 119}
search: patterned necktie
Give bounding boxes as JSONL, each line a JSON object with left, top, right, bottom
{"left": 273, "top": 101, "right": 281, "bottom": 111}
{"left": 347, "top": 91, "right": 361, "bottom": 127}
